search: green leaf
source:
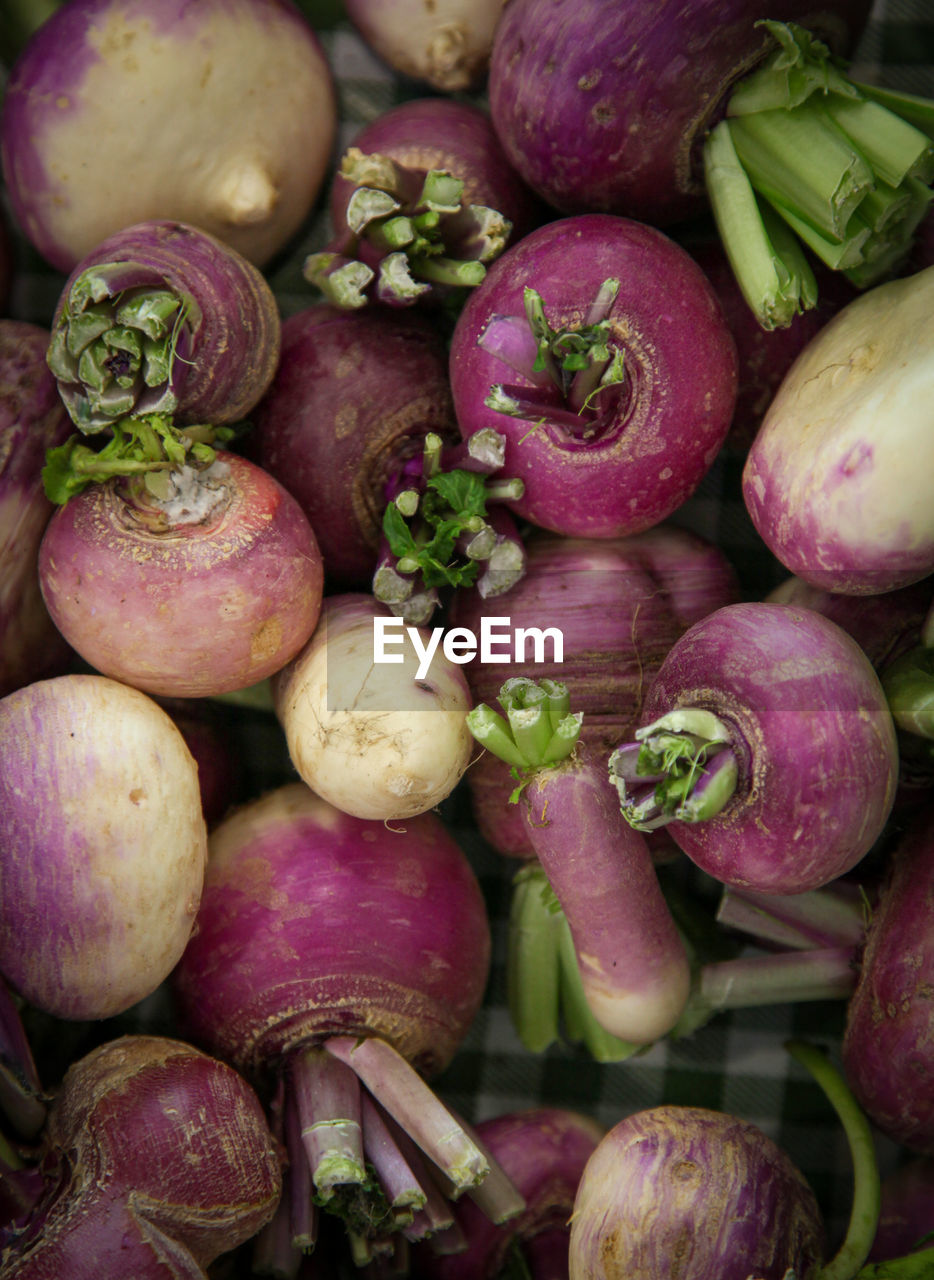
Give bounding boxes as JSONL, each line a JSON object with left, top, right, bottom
{"left": 382, "top": 501, "right": 419, "bottom": 559}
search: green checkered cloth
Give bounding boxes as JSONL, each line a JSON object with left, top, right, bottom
{"left": 3, "top": 0, "right": 934, "bottom": 1252}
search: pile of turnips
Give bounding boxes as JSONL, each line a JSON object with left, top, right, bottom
{"left": 2, "top": 0, "right": 934, "bottom": 1276}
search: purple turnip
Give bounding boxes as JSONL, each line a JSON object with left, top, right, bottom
{"left": 0, "top": 1035, "right": 282, "bottom": 1279}
{"left": 0, "top": 319, "right": 73, "bottom": 697}
{"left": 0, "top": 0, "right": 337, "bottom": 271}
{"left": 38, "top": 450, "right": 324, "bottom": 698}
{"left": 743, "top": 267, "right": 934, "bottom": 595}
{"left": 0, "top": 674, "right": 207, "bottom": 1021}
{"left": 412, "top": 1107, "right": 604, "bottom": 1279}
{"left": 253, "top": 303, "right": 457, "bottom": 585}
{"left": 610, "top": 602, "right": 898, "bottom": 894}
{"left": 45, "top": 220, "right": 280, "bottom": 438}
{"left": 448, "top": 214, "right": 738, "bottom": 539}
{"left": 172, "top": 782, "right": 517, "bottom": 1263}
{"left": 868, "top": 1157, "right": 934, "bottom": 1263}
{"left": 271, "top": 593, "right": 473, "bottom": 821}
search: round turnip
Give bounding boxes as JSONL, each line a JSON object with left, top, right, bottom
{"left": 0, "top": 674, "right": 207, "bottom": 1021}
{"left": 1, "top": 0, "right": 337, "bottom": 271}
{"left": 343, "top": 0, "right": 504, "bottom": 91}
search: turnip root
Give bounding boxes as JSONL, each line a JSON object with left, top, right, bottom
{"left": 0, "top": 1035, "right": 281, "bottom": 1278}
{"left": 272, "top": 593, "right": 473, "bottom": 821}
{"left": 343, "top": 0, "right": 503, "bottom": 91}
{"left": 743, "top": 267, "right": 934, "bottom": 594}
{"left": 38, "top": 451, "right": 324, "bottom": 698}
{"left": 0, "top": 0, "right": 337, "bottom": 271}
{"left": 0, "top": 674, "right": 207, "bottom": 1020}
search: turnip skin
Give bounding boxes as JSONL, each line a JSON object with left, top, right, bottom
{"left": 487, "top": 0, "right": 871, "bottom": 225}
{"left": 842, "top": 804, "right": 934, "bottom": 1155}
{"left": 0, "top": 674, "right": 207, "bottom": 1022}
{"left": 743, "top": 267, "right": 934, "bottom": 595}
{"left": 37, "top": 451, "right": 324, "bottom": 699}
{"left": 343, "top": 0, "right": 503, "bottom": 92}
{"left": 449, "top": 215, "right": 738, "bottom": 540}
{"left": 633, "top": 602, "right": 898, "bottom": 894}
{"left": 173, "top": 782, "right": 490, "bottom": 1082}
{"left": 0, "top": 1035, "right": 281, "bottom": 1279}
{"left": 48, "top": 220, "right": 281, "bottom": 433}
{"left": 254, "top": 304, "right": 456, "bottom": 585}
{"left": 272, "top": 593, "right": 473, "bottom": 821}
{"left": 567, "top": 1105, "right": 825, "bottom": 1280}
{"left": 0, "top": 0, "right": 337, "bottom": 271}
{"left": 0, "top": 320, "right": 74, "bottom": 697}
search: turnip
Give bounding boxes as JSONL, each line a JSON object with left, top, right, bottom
{"left": 842, "top": 801, "right": 934, "bottom": 1156}
{"left": 868, "top": 1157, "right": 934, "bottom": 1263}
{"left": 610, "top": 602, "right": 898, "bottom": 894}
{"left": 45, "top": 220, "right": 280, "bottom": 439}
{"left": 307, "top": 98, "right": 539, "bottom": 311}
{"left": 467, "top": 677, "right": 691, "bottom": 1046}
{"left": 743, "top": 267, "right": 934, "bottom": 594}
{"left": 412, "top": 1107, "right": 604, "bottom": 1279}
{"left": 0, "top": 674, "right": 207, "bottom": 1021}
{"left": 38, "top": 450, "right": 325, "bottom": 699}
{"left": 272, "top": 593, "right": 473, "bottom": 821}
{"left": 172, "top": 782, "right": 518, "bottom": 1264}
{"left": 448, "top": 214, "right": 738, "bottom": 539}
{"left": 253, "top": 303, "right": 457, "bottom": 585}
{"left": 342, "top": 0, "right": 504, "bottom": 91}
{"left": 567, "top": 1040, "right": 884, "bottom": 1280}
{"left": 0, "top": 0, "right": 337, "bottom": 271}
{"left": 0, "top": 319, "right": 73, "bottom": 698}
{"left": 0, "top": 1035, "right": 282, "bottom": 1278}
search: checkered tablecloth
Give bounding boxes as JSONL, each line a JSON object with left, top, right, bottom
{"left": 3, "top": 0, "right": 933, "bottom": 1253}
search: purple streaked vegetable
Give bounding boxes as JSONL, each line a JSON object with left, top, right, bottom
{"left": 0, "top": 0, "right": 337, "bottom": 272}
{"left": 868, "top": 1158, "right": 934, "bottom": 1263}
{"left": 38, "top": 450, "right": 324, "bottom": 698}
{"left": 842, "top": 802, "right": 934, "bottom": 1156}
{"left": 716, "top": 879, "right": 869, "bottom": 953}
{"left": 487, "top": 0, "right": 870, "bottom": 228}
{"left": 0, "top": 674, "right": 207, "bottom": 1021}
{"left": 342, "top": 0, "right": 503, "bottom": 91}
{"left": 610, "top": 602, "right": 898, "bottom": 894}
{"left": 743, "top": 267, "right": 934, "bottom": 595}
{"left": 45, "top": 221, "right": 280, "bottom": 440}
{"left": 450, "top": 528, "right": 737, "bottom": 859}
{"left": 373, "top": 431, "right": 526, "bottom": 625}
{"left": 448, "top": 214, "right": 738, "bottom": 539}
{"left": 309, "top": 98, "right": 539, "bottom": 311}
{"left": 412, "top": 1107, "right": 604, "bottom": 1280}
{"left": 0, "top": 1035, "right": 281, "bottom": 1279}
{"left": 568, "top": 1039, "right": 883, "bottom": 1280}
{"left": 467, "top": 678, "right": 691, "bottom": 1046}
{"left": 0, "top": 320, "right": 73, "bottom": 698}
{"left": 253, "top": 303, "right": 457, "bottom": 586}
{"left": 172, "top": 782, "right": 517, "bottom": 1264}
{"left": 272, "top": 594, "right": 473, "bottom": 821}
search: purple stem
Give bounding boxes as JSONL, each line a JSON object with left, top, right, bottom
{"left": 477, "top": 315, "right": 553, "bottom": 385}
{"left": 285, "top": 1085, "right": 318, "bottom": 1251}
{"left": 697, "top": 946, "right": 858, "bottom": 1013}
{"left": 360, "top": 1094, "right": 427, "bottom": 1222}
{"left": 291, "top": 1046, "right": 366, "bottom": 1196}
{"left": 716, "top": 882, "right": 868, "bottom": 952}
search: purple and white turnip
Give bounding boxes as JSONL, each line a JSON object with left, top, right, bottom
{"left": 0, "top": 0, "right": 337, "bottom": 271}
{"left": 610, "top": 602, "right": 898, "bottom": 894}
{"left": 0, "top": 674, "right": 207, "bottom": 1021}
{"left": 172, "top": 782, "right": 514, "bottom": 1263}
{"left": 38, "top": 450, "right": 324, "bottom": 698}
{"left": 0, "top": 1035, "right": 282, "bottom": 1279}
{"left": 449, "top": 214, "right": 738, "bottom": 539}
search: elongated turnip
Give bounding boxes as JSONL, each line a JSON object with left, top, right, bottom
{"left": 0, "top": 674, "right": 207, "bottom": 1020}
{"left": 743, "top": 267, "right": 934, "bottom": 594}
{"left": 449, "top": 214, "right": 738, "bottom": 539}
{"left": 0, "top": 319, "right": 73, "bottom": 697}
{"left": 610, "top": 602, "right": 898, "bottom": 894}
{"left": 38, "top": 451, "right": 324, "bottom": 698}
{"left": 0, "top": 1035, "right": 282, "bottom": 1279}
{"left": 172, "top": 783, "right": 517, "bottom": 1263}
{"left": 45, "top": 220, "right": 280, "bottom": 438}
{"left": 1, "top": 0, "right": 337, "bottom": 271}
{"left": 272, "top": 593, "right": 473, "bottom": 821}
